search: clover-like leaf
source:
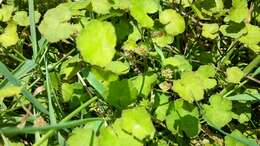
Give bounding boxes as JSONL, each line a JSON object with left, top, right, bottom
{"left": 239, "top": 24, "right": 260, "bottom": 53}
{"left": 226, "top": 67, "right": 244, "bottom": 83}
{"left": 120, "top": 107, "right": 155, "bottom": 139}
{"left": 13, "top": 11, "right": 41, "bottom": 26}
{"left": 202, "top": 23, "right": 219, "bottom": 39}
{"left": 163, "top": 55, "right": 192, "bottom": 72}
{"left": 159, "top": 9, "right": 185, "bottom": 36}
{"left": 130, "top": 73, "right": 157, "bottom": 97}
{"left": 0, "top": 22, "right": 19, "bottom": 47}
{"left": 172, "top": 65, "right": 216, "bottom": 102}
{"left": 0, "top": 5, "right": 14, "bottom": 22}
{"left": 76, "top": 20, "right": 116, "bottom": 67}
{"left": 105, "top": 61, "right": 130, "bottom": 75}
{"left": 91, "top": 0, "right": 111, "bottom": 14}
{"left": 203, "top": 94, "right": 233, "bottom": 128}
{"left": 229, "top": 0, "right": 248, "bottom": 23}
{"left": 166, "top": 99, "right": 200, "bottom": 137}
{"left": 105, "top": 79, "right": 138, "bottom": 109}
{"left": 38, "top": 4, "right": 80, "bottom": 42}
{"left": 129, "top": 0, "right": 159, "bottom": 28}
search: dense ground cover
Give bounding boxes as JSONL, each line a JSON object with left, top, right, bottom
{"left": 0, "top": 0, "right": 260, "bottom": 145}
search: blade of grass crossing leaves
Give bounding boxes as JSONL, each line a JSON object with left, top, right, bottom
{"left": 207, "top": 121, "right": 258, "bottom": 146}
{"left": 0, "top": 61, "right": 48, "bottom": 114}
{"left": 81, "top": 68, "right": 105, "bottom": 97}
{"left": 44, "top": 55, "right": 56, "bottom": 124}
{"left": 225, "top": 94, "right": 260, "bottom": 101}
{"left": 154, "top": 45, "right": 165, "bottom": 61}
{"left": 28, "top": 0, "right": 38, "bottom": 60}
{"left": 33, "top": 96, "right": 98, "bottom": 146}
{"left": 0, "top": 118, "right": 102, "bottom": 134}
{"left": 0, "top": 60, "right": 36, "bottom": 88}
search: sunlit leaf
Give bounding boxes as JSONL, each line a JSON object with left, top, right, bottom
{"left": 130, "top": 73, "right": 157, "bottom": 97}
{"left": 203, "top": 94, "right": 233, "bottom": 128}
{"left": 76, "top": 20, "right": 116, "bottom": 67}
{"left": 229, "top": 0, "right": 248, "bottom": 23}
{"left": 172, "top": 65, "right": 216, "bottom": 102}
{"left": 60, "top": 56, "right": 82, "bottom": 80}
{"left": 67, "top": 128, "right": 97, "bottom": 146}
{"left": 0, "top": 5, "right": 14, "bottom": 22}
{"left": 91, "top": 0, "right": 111, "bottom": 14}
{"left": 226, "top": 67, "right": 244, "bottom": 83}
{"left": 38, "top": 4, "right": 80, "bottom": 42}
{"left": 0, "top": 22, "right": 19, "bottom": 47}
{"left": 13, "top": 11, "right": 41, "bottom": 26}
{"left": 202, "top": 23, "right": 219, "bottom": 39}
{"left": 159, "top": 9, "right": 185, "bottom": 36}
{"left": 105, "top": 61, "right": 130, "bottom": 75}
{"left": 225, "top": 130, "right": 258, "bottom": 146}
{"left": 0, "top": 85, "right": 21, "bottom": 100}
{"left": 163, "top": 55, "right": 192, "bottom": 72}
{"left": 120, "top": 107, "right": 155, "bottom": 139}
{"left": 129, "top": 0, "right": 160, "bottom": 28}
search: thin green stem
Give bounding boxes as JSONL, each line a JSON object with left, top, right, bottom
{"left": 33, "top": 96, "right": 98, "bottom": 146}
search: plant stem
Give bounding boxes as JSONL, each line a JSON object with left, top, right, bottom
{"left": 33, "top": 96, "right": 98, "bottom": 146}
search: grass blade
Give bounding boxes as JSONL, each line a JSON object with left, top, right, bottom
{"left": 28, "top": 0, "right": 38, "bottom": 60}
{"left": 81, "top": 68, "right": 105, "bottom": 97}
{"left": 0, "top": 61, "right": 48, "bottom": 114}
{"left": 0, "top": 118, "right": 102, "bottom": 134}
{"left": 225, "top": 93, "right": 260, "bottom": 101}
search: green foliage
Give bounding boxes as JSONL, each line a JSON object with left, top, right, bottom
{"left": 166, "top": 99, "right": 200, "bottom": 137}
{"left": 67, "top": 128, "right": 97, "bottom": 146}
{"left": 159, "top": 9, "right": 185, "bottom": 36}
{"left": 202, "top": 23, "right": 219, "bottom": 39}
{"left": 38, "top": 3, "right": 81, "bottom": 42}
{"left": 0, "top": 85, "right": 21, "bottom": 100}
{"left": 105, "top": 79, "right": 138, "bottom": 109}
{"left": 172, "top": 65, "right": 216, "bottom": 102}
{"left": 0, "top": 22, "right": 19, "bottom": 47}
{"left": 229, "top": 0, "right": 248, "bottom": 23}
{"left": 203, "top": 94, "right": 233, "bottom": 128}
{"left": 163, "top": 55, "right": 192, "bottom": 72}
{"left": 226, "top": 67, "right": 244, "bottom": 83}
{"left": 1, "top": 1, "right": 260, "bottom": 146}
{"left": 120, "top": 107, "right": 155, "bottom": 139}
{"left": 129, "top": 0, "right": 160, "bottom": 28}
{"left": 76, "top": 20, "right": 116, "bottom": 67}
{"left": 0, "top": 5, "right": 14, "bottom": 22}
{"left": 130, "top": 73, "right": 157, "bottom": 97}
{"left": 13, "top": 11, "right": 41, "bottom": 26}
